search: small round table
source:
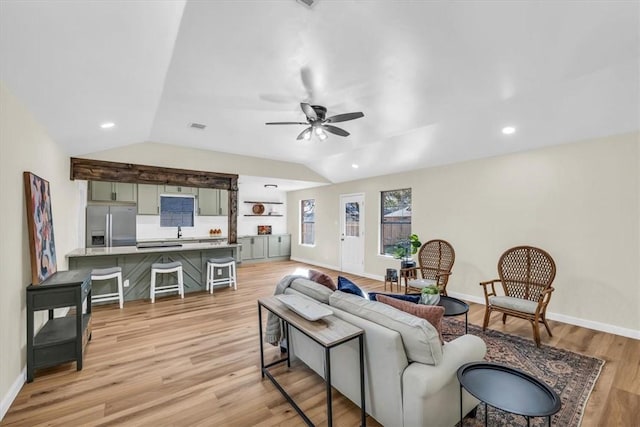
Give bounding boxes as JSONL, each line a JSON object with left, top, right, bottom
{"left": 438, "top": 295, "right": 469, "bottom": 334}
{"left": 457, "top": 362, "right": 561, "bottom": 427}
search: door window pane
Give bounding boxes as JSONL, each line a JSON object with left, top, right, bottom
{"left": 345, "top": 202, "right": 360, "bottom": 237}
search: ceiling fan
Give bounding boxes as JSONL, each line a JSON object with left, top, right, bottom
{"left": 266, "top": 103, "right": 364, "bottom": 140}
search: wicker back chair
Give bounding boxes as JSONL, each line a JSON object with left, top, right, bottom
{"left": 480, "top": 246, "right": 556, "bottom": 347}
{"left": 403, "top": 239, "right": 455, "bottom": 295}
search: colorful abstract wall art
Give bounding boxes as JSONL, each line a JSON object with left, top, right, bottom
{"left": 23, "top": 172, "right": 57, "bottom": 284}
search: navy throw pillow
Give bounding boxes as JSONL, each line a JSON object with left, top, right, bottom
{"left": 369, "top": 292, "right": 420, "bottom": 304}
{"left": 337, "top": 276, "right": 366, "bottom": 298}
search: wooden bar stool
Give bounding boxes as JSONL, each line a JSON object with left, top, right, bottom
{"left": 206, "top": 257, "right": 237, "bottom": 293}
{"left": 91, "top": 266, "right": 124, "bottom": 309}
{"left": 150, "top": 261, "right": 184, "bottom": 303}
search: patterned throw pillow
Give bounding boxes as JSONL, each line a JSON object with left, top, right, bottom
{"left": 307, "top": 269, "right": 337, "bottom": 291}
{"left": 337, "top": 276, "right": 367, "bottom": 298}
{"left": 376, "top": 294, "right": 445, "bottom": 344}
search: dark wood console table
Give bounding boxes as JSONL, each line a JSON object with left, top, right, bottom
{"left": 27, "top": 270, "right": 92, "bottom": 382}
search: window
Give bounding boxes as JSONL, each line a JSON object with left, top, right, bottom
{"left": 380, "top": 189, "right": 412, "bottom": 255}
{"left": 301, "top": 199, "right": 315, "bottom": 245}
{"left": 160, "top": 195, "right": 194, "bottom": 227}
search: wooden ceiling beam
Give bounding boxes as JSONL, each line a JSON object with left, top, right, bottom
{"left": 70, "top": 157, "right": 238, "bottom": 190}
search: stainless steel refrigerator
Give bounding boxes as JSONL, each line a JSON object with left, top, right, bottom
{"left": 86, "top": 204, "right": 137, "bottom": 247}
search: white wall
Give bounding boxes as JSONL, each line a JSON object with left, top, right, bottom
{"left": 0, "top": 83, "right": 84, "bottom": 419}
{"left": 237, "top": 180, "right": 287, "bottom": 237}
{"left": 137, "top": 214, "right": 228, "bottom": 240}
{"left": 287, "top": 133, "right": 640, "bottom": 337}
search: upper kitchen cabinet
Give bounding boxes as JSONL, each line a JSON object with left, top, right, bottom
{"left": 198, "top": 188, "right": 228, "bottom": 216}
{"left": 89, "top": 181, "right": 136, "bottom": 202}
{"left": 163, "top": 185, "right": 198, "bottom": 195}
{"left": 137, "top": 184, "right": 159, "bottom": 215}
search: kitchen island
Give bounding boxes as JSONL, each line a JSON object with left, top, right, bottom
{"left": 67, "top": 241, "right": 240, "bottom": 302}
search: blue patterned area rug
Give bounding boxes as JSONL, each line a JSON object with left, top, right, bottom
{"left": 443, "top": 318, "right": 604, "bottom": 427}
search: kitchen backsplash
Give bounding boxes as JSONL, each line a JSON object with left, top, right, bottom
{"left": 136, "top": 215, "right": 227, "bottom": 240}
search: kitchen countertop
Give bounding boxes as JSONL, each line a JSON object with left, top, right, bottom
{"left": 67, "top": 241, "right": 239, "bottom": 258}
{"left": 136, "top": 236, "right": 227, "bottom": 243}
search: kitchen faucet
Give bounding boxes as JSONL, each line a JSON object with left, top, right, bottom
{"left": 177, "top": 226, "right": 182, "bottom": 238}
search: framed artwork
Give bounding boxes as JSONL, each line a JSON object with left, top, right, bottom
{"left": 257, "top": 225, "right": 272, "bottom": 235}
{"left": 23, "top": 172, "right": 57, "bottom": 284}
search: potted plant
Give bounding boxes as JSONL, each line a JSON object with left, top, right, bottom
{"left": 420, "top": 284, "right": 441, "bottom": 305}
{"left": 394, "top": 234, "right": 421, "bottom": 269}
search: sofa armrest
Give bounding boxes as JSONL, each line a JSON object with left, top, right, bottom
{"left": 402, "top": 334, "right": 486, "bottom": 427}
{"left": 403, "top": 334, "right": 486, "bottom": 399}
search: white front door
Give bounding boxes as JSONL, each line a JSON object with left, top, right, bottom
{"left": 339, "top": 193, "right": 365, "bottom": 274}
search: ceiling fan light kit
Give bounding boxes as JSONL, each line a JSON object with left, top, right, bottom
{"left": 266, "top": 102, "right": 364, "bottom": 141}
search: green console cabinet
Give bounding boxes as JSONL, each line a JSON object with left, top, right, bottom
{"left": 26, "top": 270, "right": 92, "bottom": 382}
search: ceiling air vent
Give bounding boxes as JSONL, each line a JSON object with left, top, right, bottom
{"left": 189, "top": 122, "right": 207, "bottom": 130}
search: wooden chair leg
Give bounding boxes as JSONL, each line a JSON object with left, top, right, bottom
{"left": 482, "top": 307, "right": 491, "bottom": 331}
{"left": 502, "top": 313, "right": 508, "bottom": 324}
{"left": 542, "top": 316, "right": 553, "bottom": 337}
{"left": 532, "top": 321, "right": 541, "bottom": 347}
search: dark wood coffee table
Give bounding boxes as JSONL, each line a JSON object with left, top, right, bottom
{"left": 457, "top": 362, "right": 561, "bottom": 426}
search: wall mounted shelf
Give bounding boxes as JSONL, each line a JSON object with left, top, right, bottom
{"left": 243, "top": 214, "right": 283, "bottom": 217}
{"left": 243, "top": 201, "right": 283, "bottom": 205}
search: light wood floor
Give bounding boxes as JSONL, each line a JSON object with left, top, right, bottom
{"left": 3, "top": 261, "right": 638, "bottom": 426}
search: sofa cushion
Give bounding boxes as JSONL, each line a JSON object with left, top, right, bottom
{"left": 307, "top": 269, "right": 337, "bottom": 291}
{"left": 289, "top": 278, "right": 334, "bottom": 304}
{"left": 329, "top": 291, "right": 443, "bottom": 365}
{"left": 377, "top": 295, "right": 445, "bottom": 344}
{"left": 368, "top": 292, "right": 421, "bottom": 304}
{"left": 337, "top": 276, "right": 367, "bottom": 298}
{"left": 490, "top": 295, "right": 538, "bottom": 314}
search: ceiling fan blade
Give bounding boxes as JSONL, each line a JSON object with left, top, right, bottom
{"left": 325, "top": 112, "right": 364, "bottom": 123}
{"left": 300, "top": 103, "right": 317, "bottom": 121}
{"left": 296, "top": 127, "right": 312, "bottom": 140}
{"left": 265, "top": 122, "right": 308, "bottom": 125}
{"left": 322, "top": 124, "right": 350, "bottom": 137}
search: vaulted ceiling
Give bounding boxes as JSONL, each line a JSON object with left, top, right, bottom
{"left": 1, "top": 1, "right": 638, "bottom": 186}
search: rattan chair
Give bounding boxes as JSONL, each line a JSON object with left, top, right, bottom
{"left": 403, "top": 239, "right": 455, "bottom": 295}
{"left": 480, "top": 246, "right": 556, "bottom": 347}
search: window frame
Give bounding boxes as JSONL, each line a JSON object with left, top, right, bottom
{"left": 300, "top": 198, "right": 315, "bottom": 245}
{"left": 380, "top": 188, "right": 412, "bottom": 256}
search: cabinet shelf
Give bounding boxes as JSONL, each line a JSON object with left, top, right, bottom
{"left": 243, "top": 214, "right": 283, "bottom": 217}
{"left": 244, "top": 201, "right": 283, "bottom": 205}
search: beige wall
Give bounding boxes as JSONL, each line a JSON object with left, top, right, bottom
{"left": 287, "top": 133, "right": 640, "bottom": 336}
{"left": 0, "top": 83, "right": 84, "bottom": 417}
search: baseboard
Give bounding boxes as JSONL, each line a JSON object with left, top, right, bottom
{"left": 1, "top": 368, "right": 25, "bottom": 421}
{"left": 291, "top": 260, "right": 640, "bottom": 340}
{"left": 445, "top": 291, "right": 640, "bottom": 340}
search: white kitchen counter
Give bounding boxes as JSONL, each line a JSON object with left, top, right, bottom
{"left": 67, "top": 242, "right": 239, "bottom": 258}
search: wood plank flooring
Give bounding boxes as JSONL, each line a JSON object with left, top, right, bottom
{"left": 3, "top": 260, "right": 638, "bottom": 426}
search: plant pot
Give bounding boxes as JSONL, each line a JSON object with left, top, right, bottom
{"left": 420, "top": 293, "right": 440, "bottom": 305}
{"left": 401, "top": 260, "right": 416, "bottom": 269}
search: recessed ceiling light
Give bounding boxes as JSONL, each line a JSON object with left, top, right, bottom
{"left": 351, "top": 164, "right": 359, "bottom": 169}
{"left": 100, "top": 122, "right": 115, "bottom": 129}
{"left": 502, "top": 126, "right": 516, "bottom": 135}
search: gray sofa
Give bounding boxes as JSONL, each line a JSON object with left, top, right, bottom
{"left": 276, "top": 277, "right": 487, "bottom": 427}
